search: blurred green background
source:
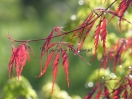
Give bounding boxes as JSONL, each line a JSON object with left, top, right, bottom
{"left": 0, "top": 0, "right": 132, "bottom": 99}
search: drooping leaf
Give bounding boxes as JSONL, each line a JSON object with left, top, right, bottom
{"left": 94, "top": 22, "right": 101, "bottom": 57}
{"left": 71, "top": 12, "right": 94, "bottom": 43}
{"left": 62, "top": 50, "right": 69, "bottom": 87}
{"left": 78, "top": 20, "right": 96, "bottom": 51}
{"left": 109, "top": 0, "right": 131, "bottom": 32}
{"left": 78, "top": 12, "right": 94, "bottom": 40}
{"left": 114, "top": 40, "right": 125, "bottom": 72}
{"left": 26, "top": 43, "right": 36, "bottom": 58}
{"left": 41, "top": 30, "right": 54, "bottom": 52}
{"left": 40, "top": 43, "right": 57, "bottom": 72}
{"left": 37, "top": 51, "right": 54, "bottom": 77}
{"left": 116, "top": 0, "right": 129, "bottom": 18}
{"left": 51, "top": 52, "right": 60, "bottom": 93}
{"left": 100, "top": 56, "right": 108, "bottom": 69}
{"left": 101, "top": 17, "right": 107, "bottom": 56}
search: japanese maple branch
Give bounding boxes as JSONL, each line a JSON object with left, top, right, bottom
{"left": 9, "top": 0, "right": 117, "bottom": 43}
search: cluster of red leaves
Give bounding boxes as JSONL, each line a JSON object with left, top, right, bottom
{"left": 93, "top": 0, "right": 132, "bottom": 58}
{"left": 8, "top": 42, "right": 34, "bottom": 80}
{"left": 100, "top": 37, "right": 132, "bottom": 72}
{"left": 71, "top": 12, "right": 96, "bottom": 52}
{"left": 85, "top": 70, "right": 132, "bottom": 99}
{"left": 70, "top": 7, "right": 109, "bottom": 59}
{"left": 116, "top": 0, "right": 132, "bottom": 18}
{"left": 37, "top": 28, "right": 73, "bottom": 93}
{"left": 7, "top": 0, "right": 132, "bottom": 97}
{"left": 109, "top": 0, "right": 132, "bottom": 32}
{"left": 37, "top": 27, "right": 91, "bottom": 93}
{"left": 8, "top": 27, "right": 90, "bottom": 94}
{"left": 85, "top": 0, "right": 132, "bottom": 98}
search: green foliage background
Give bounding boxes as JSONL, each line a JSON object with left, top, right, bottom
{"left": 0, "top": 0, "right": 132, "bottom": 99}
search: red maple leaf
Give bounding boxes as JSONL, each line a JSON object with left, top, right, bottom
{"left": 51, "top": 52, "right": 60, "bottom": 93}
{"left": 8, "top": 43, "right": 30, "bottom": 80}
{"left": 94, "top": 21, "right": 101, "bottom": 57}
{"left": 101, "top": 17, "right": 107, "bottom": 56}
{"left": 62, "top": 50, "right": 69, "bottom": 87}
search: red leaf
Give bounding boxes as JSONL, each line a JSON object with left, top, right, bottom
{"left": 62, "top": 50, "right": 69, "bottom": 87}
{"left": 101, "top": 17, "right": 107, "bottom": 56}
{"left": 40, "top": 43, "right": 56, "bottom": 58}
{"left": 73, "top": 12, "right": 94, "bottom": 42}
{"left": 78, "top": 20, "right": 96, "bottom": 51}
{"left": 82, "top": 12, "right": 94, "bottom": 26}
{"left": 71, "top": 12, "right": 95, "bottom": 51}
{"left": 8, "top": 43, "right": 30, "bottom": 80}
{"left": 109, "top": 0, "right": 131, "bottom": 32}
{"left": 26, "top": 43, "right": 36, "bottom": 58}
{"left": 79, "top": 12, "right": 94, "bottom": 38}
{"left": 51, "top": 52, "right": 60, "bottom": 93}
{"left": 38, "top": 51, "right": 54, "bottom": 77}
{"left": 94, "top": 22, "right": 101, "bottom": 57}
{"left": 100, "top": 56, "right": 107, "bottom": 69}
{"left": 114, "top": 41, "right": 125, "bottom": 72}
{"left": 40, "top": 43, "right": 57, "bottom": 72}
{"left": 100, "top": 47, "right": 116, "bottom": 69}
{"left": 41, "top": 30, "right": 54, "bottom": 51}
{"left": 116, "top": 0, "right": 129, "bottom": 17}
